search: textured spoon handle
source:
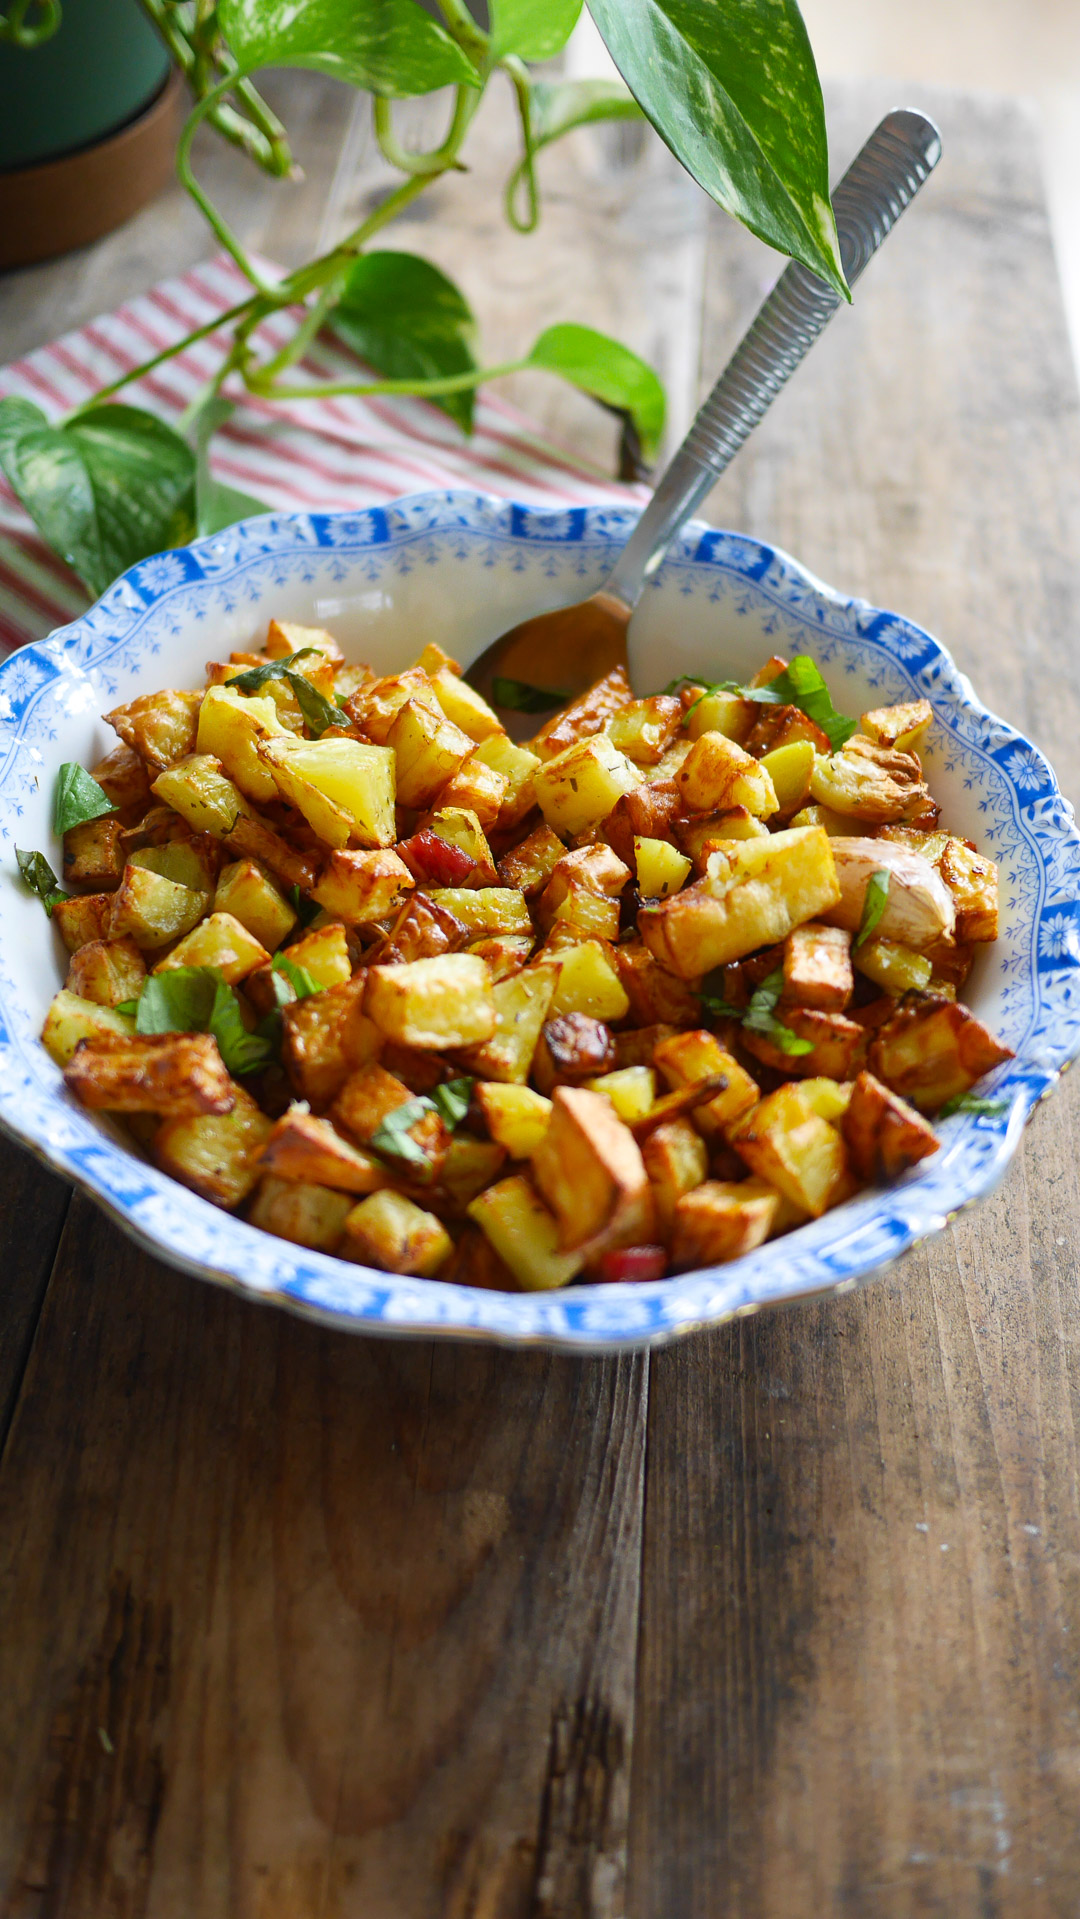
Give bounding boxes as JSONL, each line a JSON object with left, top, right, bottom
{"left": 604, "top": 109, "right": 943, "bottom": 609}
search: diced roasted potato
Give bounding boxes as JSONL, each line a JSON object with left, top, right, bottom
{"left": 606, "top": 695, "right": 683, "bottom": 765}
{"left": 841, "top": 1070, "right": 940, "bottom": 1182}
{"left": 196, "top": 685, "right": 291, "bottom": 804}
{"left": 584, "top": 1064, "right": 656, "bottom": 1123}
{"left": 258, "top": 1105, "right": 389, "bottom": 1191}
{"left": 386, "top": 698, "right": 473, "bottom": 808}
{"left": 614, "top": 942, "right": 701, "bottom": 1028}
{"left": 65, "top": 935, "right": 146, "bottom": 1008}
{"left": 369, "top": 890, "right": 468, "bottom": 965}
{"left": 61, "top": 815, "right": 124, "bottom": 892}
{"left": 824, "top": 839, "right": 955, "bottom": 947}
{"left": 153, "top": 911, "right": 270, "bottom": 985}
{"left": 939, "top": 838, "right": 999, "bottom": 943}
{"left": 438, "top": 751, "right": 509, "bottom": 828}
{"left": 642, "top": 1117, "right": 709, "bottom": 1238}
{"left": 602, "top": 779, "right": 682, "bottom": 867}
{"left": 65, "top": 1032, "right": 235, "bottom": 1115}
{"left": 869, "top": 993, "right": 1013, "bottom": 1113}
{"left": 108, "top": 862, "right": 210, "bottom": 950}
{"left": 531, "top": 1086, "right": 654, "bottom": 1253}
{"left": 634, "top": 836, "right": 691, "bottom": 899}
{"left": 265, "top": 617, "right": 345, "bottom": 668}
{"left": 53, "top": 893, "right": 113, "bottom": 953}
{"left": 475, "top": 1082, "right": 552, "bottom": 1158}
{"left": 214, "top": 858, "right": 297, "bottom": 952}
{"left": 853, "top": 938, "right": 933, "bottom": 995}
{"left": 248, "top": 1175, "right": 353, "bottom": 1251}
{"left": 428, "top": 665, "right": 504, "bottom": 743}
{"left": 676, "top": 808, "right": 770, "bottom": 870}
{"left": 259, "top": 736, "right": 396, "bottom": 849}
{"left": 652, "top": 1030, "right": 760, "bottom": 1138}
{"left": 342, "top": 1189, "right": 452, "bottom": 1277}
{"left": 530, "top": 665, "right": 632, "bottom": 761}
{"left": 427, "top": 887, "right": 532, "bottom": 938}
{"left": 545, "top": 938, "right": 630, "bottom": 1023}
{"left": 467, "top": 934, "right": 535, "bottom": 981}
{"left": 758, "top": 738, "right": 816, "bottom": 814}
{"left": 810, "top": 736, "right": 929, "bottom": 824}
{"left": 533, "top": 1012, "right": 617, "bottom": 1093}
{"left": 640, "top": 826, "right": 840, "bottom": 977}
{"left": 41, "top": 990, "right": 136, "bottom": 1066}
{"left": 746, "top": 705, "right": 831, "bottom": 759}
{"left": 683, "top": 686, "right": 754, "bottom": 743}
{"left": 366, "top": 952, "right": 495, "bottom": 1049}
{"left": 456, "top": 960, "right": 560, "bottom": 1082}
{"left": 497, "top": 821, "right": 566, "bottom": 896}
{"left": 155, "top": 1087, "right": 275, "bottom": 1207}
{"left": 860, "top": 699, "right": 932, "bottom": 753}
{"left": 730, "top": 1084, "right": 852, "bottom": 1217}
{"left": 311, "top": 847, "right": 413, "bottom": 926}
{"left": 467, "top": 1174, "right": 585, "bottom": 1290}
{"left": 347, "top": 666, "right": 441, "bottom": 742}
{"left": 105, "top": 687, "right": 201, "bottom": 770}
{"left": 277, "top": 922, "right": 353, "bottom": 989}
{"left": 397, "top": 828, "right": 479, "bottom": 890}
{"left": 539, "top": 844, "right": 629, "bottom": 921}
{"left": 547, "top": 888, "right": 620, "bottom": 941}
{"left": 90, "top": 742, "right": 153, "bottom": 813}
{"left": 670, "top": 1178, "right": 779, "bottom": 1271}
{"left": 676, "top": 730, "right": 778, "bottom": 818}
{"left": 150, "top": 754, "right": 254, "bottom": 840}
{"left": 741, "top": 1006, "right": 864, "bottom": 1081}
{"left": 225, "top": 815, "right": 320, "bottom": 895}
{"left": 331, "top": 1061, "right": 447, "bottom": 1182}
{"left": 418, "top": 806, "right": 497, "bottom": 883}
{"left": 790, "top": 801, "right": 858, "bottom": 837}
{"left": 782, "top": 921, "right": 853, "bottom": 1011}
{"left": 534, "top": 735, "right": 641, "bottom": 837}
{"left": 281, "top": 972, "right": 381, "bottom": 1106}
{"left": 128, "top": 836, "right": 219, "bottom": 896}
{"left": 437, "top": 1135, "right": 507, "bottom": 1213}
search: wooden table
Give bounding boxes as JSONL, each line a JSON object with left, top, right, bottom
{"left": 2, "top": 73, "right": 1080, "bottom": 1919}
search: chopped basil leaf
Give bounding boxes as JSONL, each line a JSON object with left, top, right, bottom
{"left": 939, "top": 1093, "right": 1009, "bottom": 1118}
{"left": 270, "top": 950, "right": 322, "bottom": 1004}
{"left": 134, "top": 967, "right": 217, "bottom": 1034}
{"left": 696, "top": 968, "right": 742, "bottom": 1020}
{"left": 226, "top": 648, "right": 348, "bottom": 738}
{"left": 370, "top": 1097, "right": 436, "bottom": 1167}
{"left": 854, "top": 868, "right": 890, "bottom": 950}
{"left": 668, "top": 654, "right": 856, "bottom": 751}
{"left": 226, "top": 646, "right": 318, "bottom": 694}
{"left": 492, "top": 676, "right": 570, "bottom": 713}
{"left": 114, "top": 999, "right": 140, "bottom": 1018}
{"left": 15, "top": 847, "right": 68, "bottom": 915}
{"left": 741, "top": 968, "right": 815, "bottom": 1057}
{"left": 430, "top": 1076, "right": 474, "bottom": 1128}
{"left": 208, "top": 976, "right": 276, "bottom": 1076}
{"left": 289, "top": 882, "right": 321, "bottom": 928}
{"left": 54, "top": 762, "right": 116, "bottom": 836}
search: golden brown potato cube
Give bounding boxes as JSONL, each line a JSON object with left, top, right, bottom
{"left": 281, "top": 973, "right": 381, "bottom": 1106}
{"left": 53, "top": 892, "right": 113, "bottom": 953}
{"left": 653, "top": 1030, "right": 759, "bottom": 1138}
{"left": 539, "top": 843, "right": 630, "bottom": 921}
{"left": 347, "top": 667, "right": 440, "bottom": 744}
{"left": 331, "top": 1061, "right": 447, "bottom": 1182}
{"left": 730, "top": 1087, "right": 851, "bottom": 1218}
{"left": 675, "top": 808, "right": 769, "bottom": 868}
{"left": 634, "top": 836, "right": 692, "bottom": 899}
{"left": 841, "top": 1070, "right": 940, "bottom": 1182}
{"left": 417, "top": 643, "right": 461, "bottom": 676}
{"left": 197, "top": 684, "right": 293, "bottom": 804}
{"left": 869, "top": 994, "right": 1013, "bottom": 1114}
{"left": 387, "top": 697, "right": 474, "bottom": 808}
{"left": 853, "top": 939, "right": 933, "bottom": 995}
{"left": 497, "top": 823, "right": 571, "bottom": 896}
{"left": 547, "top": 889, "right": 621, "bottom": 942}
{"left": 531, "top": 1085, "right": 654, "bottom": 1253}
{"left": 418, "top": 806, "right": 497, "bottom": 882}
{"left": 455, "top": 959, "right": 560, "bottom": 1083}
{"left": 366, "top": 952, "right": 495, "bottom": 1050}
{"left": 670, "top": 1178, "right": 779, "bottom": 1271}
{"left": 225, "top": 815, "right": 321, "bottom": 895}
{"left": 783, "top": 921, "right": 853, "bottom": 1011}
{"left": 311, "top": 847, "right": 413, "bottom": 926}
{"left": 342, "top": 1190, "right": 452, "bottom": 1277}
{"left": 428, "top": 665, "right": 504, "bottom": 743}
{"left": 475, "top": 1082, "right": 552, "bottom": 1158}
{"left": 265, "top": 617, "right": 345, "bottom": 668}
{"left": 583, "top": 1065, "right": 656, "bottom": 1123}
{"left": 278, "top": 922, "right": 352, "bottom": 990}
{"left": 128, "top": 835, "right": 219, "bottom": 896}
{"left": 213, "top": 858, "right": 297, "bottom": 952}
{"left": 676, "top": 730, "right": 778, "bottom": 817}
{"left": 65, "top": 935, "right": 146, "bottom": 1009}
{"left": 614, "top": 942, "right": 702, "bottom": 1029}
{"left": 437, "top": 1135, "right": 507, "bottom": 1213}
{"left": 334, "top": 662, "right": 375, "bottom": 705}
{"left": 602, "top": 779, "right": 682, "bottom": 868}
{"left": 427, "top": 887, "right": 532, "bottom": 938}
{"left": 248, "top": 1175, "right": 353, "bottom": 1251}
{"left": 467, "top": 1174, "right": 585, "bottom": 1290}
{"left": 467, "top": 934, "right": 535, "bottom": 981}
{"left": 105, "top": 687, "right": 201, "bottom": 770}
{"left": 438, "top": 750, "right": 510, "bottom": 829}
{"left": 530, "top": 665, "right": 632, "bottom": 761}
{"left": 809, "top": 736, "right": 929, "bottom": 824}
{"left": 533, "top": 1012, "right": 616, "bottom": 1094}
{"left": 108, "top": 862, "right": 210, "bottom": 950}
{"left": 534, "top": 735, "right": 641, "bottom": 838}
{"left": 61, "top": 815, "right": 124, "bottom": 893}
{"left": 683, "top": 686, "right": 755, "bottom": 743}
{"left": 369, "top": 890, "right": 468, "bottom": 965}
{"left": 471, "top": 733, "right": 539, "bottom": 828}
{"left": 639, "top": 826, "right": 840, "bottom": 977}
{"left": 745, "top": 704, "right": 831, "bottom": 758}
{"left": 90, "top": 742, "right": 153, "bottom": 813}
{"left": 41, "top": 990, "right": 136, "bottom": 1066}
{"left": 860, "top": 699, "right": 932, "bottom": 753}
{"left": 741, "top": 1006, "right": 864, "bottom": 1081}
{"left": 939, "top": 838, "right": 999, "bottom": 943}
{"left": 151, "top": 754, "right": 254, "bottom": 839}
{"left": 153, "top": 911, "right": 269, "bottom": 985}
{"left": 155, "top": 1087, "right": 273, "bottom": 1208}
{"left": 758, "top": 738, "right": 817, "bottom": 815}
{"left": 606, "top": 695, "right": 683, "bottom": 765}
{"left": 258, "top": 736, "right": 397, "bottom": 850}
{"left": 65, "top": 1032, "right": 235, "bottom": 1116}
{"left": 258, "top": 1105, "right": 389, "bottom": 1192}
{"left": 614, "top": 1023, "right": 682, "bottom": 1070}
{"left": 642, "top": 1117, "right": 708, "bottom": 1238}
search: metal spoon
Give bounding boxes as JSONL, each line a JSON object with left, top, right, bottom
{"left": 465, "top": 109, "right": 942, "bottom": 714}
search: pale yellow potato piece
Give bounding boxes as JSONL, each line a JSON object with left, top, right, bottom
{"left": 546, "top": 940, "right": 630, "bottom": 1023}
{"left": 472, "top": 733, "right": 539, "bottom": 828}
{"left": 248, "top": 1175, "right": 353, "bottom": 1252}
{"left": 196, "top": 685, "right": 290, "bottom": 804}
{"left": 676, "top": 730, "right": 778, "bottom": 817}
{"left": 41, "top": 990, "right": 136, "bottom": 1067}
{"left": 154, "top": 911, "right": 269, "bottom": 985}
{"left": 108, "top": 863, "right": 210, "bottom": 950}
{"left": 151, "top": 754, "right": 254, "bottom": 838}
{"left": 258, "top": 736, "right": 396, "bottom": 849}
{"left": 533, "top": 735, "right": 641, "bottom": 837}
{"left": 214, "top": 859, "right": 297, "bottom": 952}
{"left": 467, "top": 1174, "right": 585, "bottom": 1291}
{"left": 456, "top": 960, "right": 560, "bottom": 1083}
{"left": 342, "top": 1190, "right": 451, "bottom": 1277}
{"left": 311, "top": 848, "right": 413, "bottom": 926}
{"left": 584, "top": 1065, "right": 656, "bottom": 1123}
{"left": 155, "top": 1089, "right": 273, "bottom": 1209}
{"left": 365, "top": 953, "right": 495, "bottom": 1048}
{"left": 639, "top": 826, "right": 840, "bottom": 978}
{"left": 429, "top": 666, "right": 504, "bottom": 742}
{"left": 635, "top": 836, "right": 692, "bottom": 899}
{"left": 428, "top": 888, "right": 532, "bottom": 938}
{"left": 475, "top": 1083, "right": 553, "bottom": 1158}
{"left": 759, "top": 737, "right": 816, "bottom": 813}
{"left": 531, "top": 1085, "right": 653, "bottom": 1253}
{"left": 386, "top": 698, "right": 473, "bottom": 808}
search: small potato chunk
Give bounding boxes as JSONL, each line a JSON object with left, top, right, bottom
{"left": 278, "top": 923, "right": 352, "bottom": 991}
{"left": 939, "top": 838, "right": 999, "bottom": 943}
{"left": 258, "top": 1106, "right": 389, "bottom": 1192}
{"left": 825, "top": 839, "right": 955, "bottom": 948}
{"left": 810, "top": 736, "right": 929, "bottom": 824}
{"left": 842, "top": 1070, "right": 940, "bottom": 1182}
{"left": 670, "top": 1179, "right": 779, "bottom": 1272}
{"left": 614, "top": 943, "right": 701, "bottom": 1029}
{"left": 62, "top": 815, "right": 124, "bottom": 893}
{"left": 869, "top": 994, "right": 1013, "bottom": 1114}
{"left": 155, "top": 1087, "right": 274, "bottom": 1208}
{"left": 151, "top": 754, "right": 254, "bottom": 838}
{"left": 312, "top": 848, "right": 413, "bottom": 926}
{"left": 741, "top": 1006, "right": 864, "bottom": 1081}
{"left": 860, "top": 699, "right": 932, "bottom": 753}
{"left": 331, "top": 1062, "right": 447, "bottom": 1182}
{"left": 282, "top": 973, "right": 381, "bottom": 1106}
{"left": 248, "top": 1176, "right": 353, "bottom": 1252}
{"left": 418, "top": 806, "right": 497, "bottom": 883}
{"left": 606, "top": 696, "right": 683, "bottom": 765}
{"left": 533, "top": 1012, "right": 617, "bottom": 1094}
{"left": 635, "top": 836, "right": 691, "bottom": 899}
{"left": 154, "top": 911, "right": 269, "bottom": 985}
{"left": 684, "top": 687, "right": 755, "bottom": 743}
{"left": 65, "top": 1032, "right": 235, "bottom": 1116}
{"left": 539, "top": 845, "right": 630, "bottom": 923}
{"left": 642, "top": 1118, "right": 708, "bottom": 1238}
{"left": 653, "top": 1030, "right": 760, "bottom": 1138}
{"left": 758, "top": 738, "right": 816, "bottom": 815}
{"left": 545, "top": 938, "right": 629, "bottom": 1023}
{"left": 475, "top": 1083, "right": 553, "bottom": 1158}
{"left": 854, "top": 939, "right": 933, "bottom": 995}
{"left": 427, "top": 888, "right": 532, "bottom": 938}
{"left": 584, "top": 1065, "right": 656, "bottom": 1124}
{"left": 676, "top": 730, "right": 778, "bottom": 818}
{"left": 41, "top": 990, "right": 136, "bottom": 1066}
{"left": 196, "top": 685, "right": 290, "bottom": 804}
{"left": 547, "top": 888, "right": 620, "bottom": 942}
{"left": 129, "top": 837, "right": 219, "bottom": 896}
{"left": 746, "top": 705, "right": 831, "bottom": 759}
{"left": 730, "top": 1086, "right": 852, "bottom": 1217}
{"left": 90, "top": 743, "right": 152, "bottom": 813}
{"left": 265, "top": 617, "right": 344, "bottom": 668}
{"left": 467, "top": 934, "right": 535, "bottom": 982}
{"left": 497, "top": 823, "right": 566, "bottom": 896}
{"left": 532, "top": 1086, "right": 653, "bottom": 1253}
{"left": 225, "top": 816, "right": 320, "bottom": 895}
{"left": 783, "top": 921, "right": 853, "bottom": 1011}
{"left": 105, "top": 687, "right": 201, "bottom": 769}
{"left": 66, "top": 936, "right": 146, "bottom": 1008}
{"left": 366, "top": 953, "right": 495, "bottom": 1049}
{"left": 342, "top": 1190, "right": 452, "bottom": 1277}
{"left": 531, "top": 665, "right": 632, "bottom": 761}
{"left": 602, "top": 779, "right": 682, "bottom": 867}
{"left": 676, "top": 808, "right": 770, "bottom": 869}
{"left": 534, "top": 736, "right": 641, "bottom": 838}
{"left": 472, "top": 733, "right": 538, "bottom": 815}
{"left": 467, "top": 1174, "right": 585, "bottom": 1291}
{"left": 438, "top": 752, "right": 510, "bottom": 829}
{"left": 438, "top": 1136, "right": 507, "bottom": 1213}
{"left": 387, "top": 697, "right": 474, "bottom": 808}
{"left": 428, "top": 666, "right": 504, "bottom": 743}
{"left": 456, "top": 960, "right": 560, "bottom": 1083}
{"left": 369, "top": 890, "right": 468, "bottom": 965}
{"left": 346, "top": 667, "right": 440, "bottom": 743}
{"left": 259, "top": 736, "right": 396, "bottom": 849}
{"left": 108, "top": 863, "right": 210, "bottom": 950}
{"left": 640, "top": 826, "right": 840, "bottom": 977}
{"left": 53, "top": 893, "right": 113, "bottom": 953}
{"left": 214, "top": 858, "right": 297, "bottom": 952}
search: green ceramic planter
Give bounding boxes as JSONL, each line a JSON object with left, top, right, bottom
{"left": 0, "top": 0, "right": 170, "bottom": 172}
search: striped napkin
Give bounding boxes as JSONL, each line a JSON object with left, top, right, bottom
{"left": 0, "top": 252, "right": 646, "bottom": 653}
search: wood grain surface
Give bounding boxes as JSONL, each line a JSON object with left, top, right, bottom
{"left": 1, "top": 70, "right": 1079, "bottom": 1919}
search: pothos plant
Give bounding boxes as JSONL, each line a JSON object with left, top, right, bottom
{"left": 0, "top": 0, "right": 848, "bottom": 601}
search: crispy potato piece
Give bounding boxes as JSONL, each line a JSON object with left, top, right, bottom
{"left": 53, "top": 892, "right": 113, "bottom": 954}
{"left": 397, "top": 828, "right": 478, "bottom": 890}
{"left": 854, "top": 939, "right": 933, "bottom": 995}
{"left": 65, "top": 935, "right": 146, "bottom": 1009}
{"left": 105, "top": 688, "right": 201, "bottom": 770}
{"left": 467, "top": 934, "right": 535, "bottom": 981}
{"left": 782, "top": 921, "right": 853, "bottom": 1011}
{"left": 746, "top": 705, "right": 831, "bottom": 758}
{"left": 456, "top": 960, "right": 560, "bottom": 1083}
{"left": 369, "top": 889, "right": 468, "bottom": 965}
{"left": 265, "top": 617, "right": 345, "bottom": 668}
{"left": 531, "top": 1085, "right": 653, "bottom": 1253}
{"left": 213, "top": 858, "right": 297, "bottom": 952}
{"left": 248, "top": 1175, "right": 353, "bottom": 1251}
{"left": 258, "top": 1106, "right": 389, "bottom": 1192}
{"left": 640, "top": 826, "right": 840, "bottom": 978}
{"left": 61, "top": 815, "right": 124, "bottom": 893}
{"left": 428, "top": 666, "right": 504, "bottom": 743}
{"left": 258, "top": 736, "right": 397, "bottom": 850}
{"left": 670, "top": 1178, "right": 779, "bottom": 1271}
{"left": 150, "top": 753, "right": 255, "bottom": 840}
{"left": 475, "top": 1082, "right": 552, "bottom": 1158}
{"left": 730, "top": 1085, "right": 853, "bottom": 1217}
{"left": 311, "top": 847, "right": 413, "bottom": 926}
{"left": 676, "top": 808, "right": 770, "bottom": 869}
{"left": 602, "top": 779, "right": 682, "bottom": 867}
{"left": 65, "top": 1032, "right": 235, "bottom": 1115}
{"left": 440, "top": 749, "right": 512, "bottom": 828}
{"left": 224, "top": 815, "right": 321, "bottom": 894}
{"left": 263, "top": 923, "right": 353, "bottom": 995}
{"left": 546, "top": 888, "right": 620, "bottom": 941}
{"left": 584, "top": 1064, "right": 656, "bottom": 1123}
{"left": 634, "top": 836, "right": 691, "bottom": 899}
{"left": 544, "top": 938, "right": 629, "bottom": 1023}
{"left": 841, "top": 1070, "right": 940, "bottom": 1182}
{"left": 642, "top": 1117, "right": 708, "bottom": 1238}
{"left": 606, "top": 695, "right": 683, "bottom": 765}
{"left": 824, "top": 838, "right": 955, "bottom": 948}
{"left": 467, "top": 1174, "right": 585, "bottom": 1290}
{"left": 683, "top": 686, "right": 754, "bottom": 743}
{"left": 614, "top": 942, "right": 701, "bottom": 1029}
{"left": 860, "top": 699, "right": 932, "bottom": 753}
{"left": 653, "top": 1030, "right": 760, "bottom": 1138}
{"left": 41, "top": 990, "right": 136, "bottom": 1066}
{"left": 539, "top": 844, "right": 630, "bottom": 925}
{"left": 676, "top": 731, "right": 778, "bottom": 818}
{"left": 939, "top": 838, "right": 999, "bottom": 943}
{"left": 869, "top": 993, "right": 1013, "bottom": 1113}
{"left": 90, "top": 742, "right": 153, "bottom": 813}
{"left": 331, "top": 1061, "right": 447, "bottom": 1183}
{"left": 614, "top": 1022, "right": 681, "bottom": 1070}
{"left": 342, "top": 1190, "right": 452, "bottom": 1277}
{"left": 497, "top": 822, "right": 566, "bottom": 896}
{"left": 366, "top": 953, "right": 496, "bottom": 1049}
{"left": 108, "top": 863, "right": 210, "bottom": 950}
{"left": 741, "top": 1006, "right": 864, "bottom": 1081}
{"left": 810, "top": 736, "right": 929, "bottom": 824}
{"left": 196, "top": 685, "right": 291, "bottom": 804}
{"left": 346, "top": 667, "right": 440, "bottom": 743}
{"left": 427, "top": 887, "right": 532, "bottom": 938}
{"left": 534, "top": 735, "right": 641, "bottom": 838}
{"left": 155, "top": 1087, "right": 274, "bottom": 1208}
{"left": 530, "top": 665, "right": 632, "bottom": 761}
{"left": 387, "top": 698, "right": 473, "bottom": 809}
{"left": 533, "top": 1013, "right": 617, "bottom": 1093}
{"left": 377, "top": 1041, "right": 451, "bottom": 1095}
{"left": 281, "top": 973, "right": 381, "bottom": 1106}
{"left": 153, "top": 911, "right": 269, "bottom": 985}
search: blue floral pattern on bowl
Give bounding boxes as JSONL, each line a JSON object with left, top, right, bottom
{"left": 1, "top": 490, "right": 1077, "bottom": 1351}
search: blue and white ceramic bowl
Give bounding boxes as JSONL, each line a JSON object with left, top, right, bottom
{"left": 1, "top": 491, "right": 1078, "bottom": 1351}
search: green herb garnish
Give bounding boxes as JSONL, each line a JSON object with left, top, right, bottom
{"left": 492, "top": 677, "right": 570, "bottom": 713}
{"left": 429, "top": 1077, "right": 474, "bottom": 1128}
{"left": 370, "top": 1077, "right": 475, "bottom": 1166}
{"left": 227, "top": 648, "right": 348, "bottom": 739}
{"left": 15, "top": 847, "right": 69, "bottom": 916}
{"left": 53, "top": 762, "right": 116, "bottom": 837}
{"left": 696, "top": 969, "right": 743, "bottom": 1021}
{"left": 939, "top": 1093, "right": 1009, "bottom": 1119}
{"left": 666, "top": 654, "right": 857, "bottom": 752}
{"left": 290, "top": 882, "right": 322, "bottom": 929}
{"left": 854, "top": 868, "right": 890, "bottom": 950}
{"left": 741, "top": 968, "right": 815, "bottom": 1056}
{"left": 270, "top": 950, "right": 322, "bottom": 1005}
{"left": 125, "top": 965, "right": 276, "bottom": 1076}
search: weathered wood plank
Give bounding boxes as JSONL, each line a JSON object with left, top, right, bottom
{"left": 631, "top": 83, "right": 1080, "bottom": 1919}
{"left": 0, "top": 1136, "right": 70, "bottom": 1450}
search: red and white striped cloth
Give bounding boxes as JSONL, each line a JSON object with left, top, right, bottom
{"left": 0, "top": 252, "right": 646, "bottom": 653}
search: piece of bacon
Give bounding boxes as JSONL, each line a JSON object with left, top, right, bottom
{"left": 396, "top": 830, "right": 477, "bottom": 888}
{"left": 596, "top": 1245, "right": 668, "bottom": 1284}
